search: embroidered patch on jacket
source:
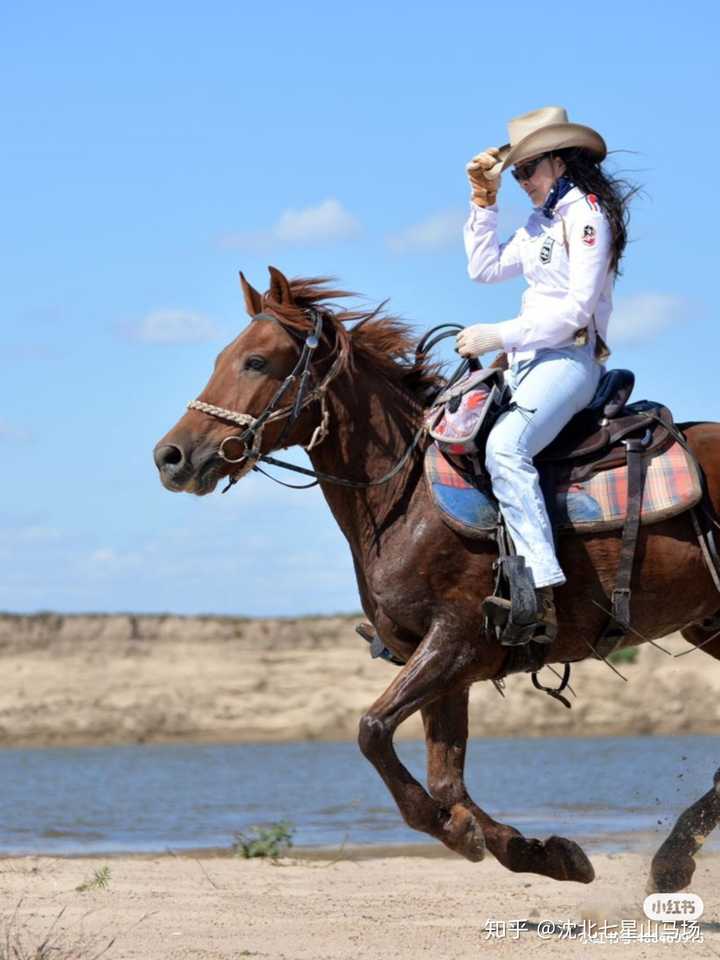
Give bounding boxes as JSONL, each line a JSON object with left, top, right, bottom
{"left": 586, "top": 194, "right": 600, "bottom": 212}
{"left": 539, "top": 236, "right": 555, "bottom": 264}
{"left": 582, "top": 225, "right": 596, "bottom": 246}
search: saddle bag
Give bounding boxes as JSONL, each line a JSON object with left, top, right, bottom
{"left": 426, "top": 367, "right": 509, "bottom": 456}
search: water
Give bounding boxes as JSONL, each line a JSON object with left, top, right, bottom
{"left": 0, "top": 735, "right": 717, "bottom": 856}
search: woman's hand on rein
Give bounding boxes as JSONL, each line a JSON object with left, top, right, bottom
{"left": 456, "top": 323, "right": 504, "bottom": 358}
{"left": 466, "top": 147, "right": 501, "bottom": 207}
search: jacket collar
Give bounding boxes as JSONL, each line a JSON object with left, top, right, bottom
{"left": 532, "top": 186, "right": 585, "bottom": 218}
{"left": 552, "top": 185, "right": 584, "bottom": 212}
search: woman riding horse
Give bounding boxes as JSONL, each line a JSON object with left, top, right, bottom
{"left": 457, "top": 106, "right": 633, "bottom": 641}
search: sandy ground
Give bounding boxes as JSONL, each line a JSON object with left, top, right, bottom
{"left": 1, "top": 614, "right": 720, "bottom": 747}
{"left": 2, "top": 615, "right": 720, "bottom": 958}
{"left": 1, "top": 849, "right": 718, "bottom": 959}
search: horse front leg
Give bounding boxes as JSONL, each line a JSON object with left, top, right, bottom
{"left": 357, "top": 623, "right": 487, "bottom": 859}
{"left": 422, "top": 689, "right": 594, "bottom": 883}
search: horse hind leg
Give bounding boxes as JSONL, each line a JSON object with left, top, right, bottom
{"left": 421, "top": 688, "right": 486, "bottom": 862}
{"left": 649, "top": 767, "right": 720, "bottom": 893}
{"left": 422, "top": 689, "right": 594, "bottom": 884}
{"left": 647, "top": 619, "right": 720, "bottom": 892}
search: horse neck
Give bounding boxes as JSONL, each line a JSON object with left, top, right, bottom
{"left": 306, "top": 362, "right": 424, "bottom": 555}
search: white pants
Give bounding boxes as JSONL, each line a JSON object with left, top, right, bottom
{"left": 485, "top": 344, "right": 603, "bottom": 588}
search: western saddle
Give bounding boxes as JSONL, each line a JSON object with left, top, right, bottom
{"left": 536, "top": 368, "right": 673, "bottom": 479}
{"left": 416, "top": 328, "right": 690, "bottom": 657}
{"left": 493, "top": 368, "right": 680, "bottom": 657}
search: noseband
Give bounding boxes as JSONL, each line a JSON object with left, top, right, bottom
{"left": 187, "top": 306, "right": 427, "bottom": 491}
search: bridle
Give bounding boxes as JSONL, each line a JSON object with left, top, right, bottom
{"left": 188, "top": 308, "right": 339, "bottom": 474}
{"left": 186, "top": 307, "right": 427, "bottom": 491}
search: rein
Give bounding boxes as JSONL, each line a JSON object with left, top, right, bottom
{"left": 186, "top": 308, "right": 431, "bottom": 493}
{"left": 254, "top": 430, "right": 426, "bottom": 490}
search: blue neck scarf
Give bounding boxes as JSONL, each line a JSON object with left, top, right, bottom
{"left": 541, "top": 176, "right": 575, "bottom": 218}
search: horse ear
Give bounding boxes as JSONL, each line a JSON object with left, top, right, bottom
{"left": 239, "top": 272, "right": 263, "bottom": 317}
{"left": 267, "top": 266, "right": 293, "bottom": 306}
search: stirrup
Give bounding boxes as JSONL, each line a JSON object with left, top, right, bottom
{"left": 483, "top": 556, "right": 539, "bottom": 646}
{"left": 530, "top": 620, "right": 558, "bottom": 645}
{"left": 484, "top": 596, "right": 554, "bottom": 646}
{"left": 483, "top": 557, "right": 556, "bottom": 647}
{"left": 483, "top": 594, "right": 537, "bottom": 646}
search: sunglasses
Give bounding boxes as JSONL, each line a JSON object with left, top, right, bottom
{"left": 511, "top": 153, "right": 550, "bottom": 182}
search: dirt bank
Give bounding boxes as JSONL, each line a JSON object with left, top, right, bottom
{"left": 1, "top": 849, "right": 717, "bottom": 959}
{"left": 0, "top": 613, "right": 719, "bottom": 747}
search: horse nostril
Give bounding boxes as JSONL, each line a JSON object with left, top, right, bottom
{"left": 154, "top": 443, "right": 185, "bottom": 472}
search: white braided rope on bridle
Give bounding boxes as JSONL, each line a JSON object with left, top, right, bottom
{"left": 187, "top": 393, "right": 330, "bottom": 454}
{"left": 186, "top": 401, "right": 255, "bottom": 428}
{"left": 186, "top": 349, "right": 343, "bottom": 455}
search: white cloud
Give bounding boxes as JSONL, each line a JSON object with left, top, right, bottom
{"left": 131, "top": 309, "right": 221, "bottom": 345}
{"left": 0, "top": 419, "right": 32, "bottom": 443}
{"left": 274, "top": 198, "right": 360, "bottom": 244}
{"left": 0, "top": 523, "right": 62, "bottom": 548}
{"left": 0, "top": 490, "right": 358, "bottom": 615}
{"left": 91, "top": 548, "right": 117, "bottom": 564}
{"left": 87, "top": 547, "right": 144, "bottom": 577}
{"left": 386, "top": 209, "right": 465, "bottom": 254}
{"left": 611, "top": 293, "right": 687, "bottom": 343}
{"left": 16, "top": 525, "right": 62, "bottom": 543}
{"left": 218, "top": 198, "right": 361, "bottom": 251}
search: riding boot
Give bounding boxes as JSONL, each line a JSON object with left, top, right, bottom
{"left": 483, "top": 588, "right": 558, "bottom": 645}
{"left": 533, "top": 586, "right": 558, "bottom": 644}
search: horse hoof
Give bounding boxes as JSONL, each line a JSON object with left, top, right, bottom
{"left": 648, "top": 854, "right": 696, "bottom": 893}
{"left": 544, "top": 836, "right": 595, "bottom": 883}
{"left": 443, "top": 804, "right": 486, "bottom": 862}
{"left": 507, "top": 835, "right": 595, "bottom": 883}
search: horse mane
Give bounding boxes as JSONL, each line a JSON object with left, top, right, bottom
{"left": 264, "top": 276, "right": 443, "bottom": 401}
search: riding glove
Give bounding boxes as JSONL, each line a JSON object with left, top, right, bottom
{"left": 466, "top": 148, "right": 502, "bottom": 207}
{"left": 456, "top": 323, "right": 504, "bottom": 358}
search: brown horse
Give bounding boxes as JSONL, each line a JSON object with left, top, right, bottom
{"left": 154, "top": 267, "right": 720, "bottom": 892}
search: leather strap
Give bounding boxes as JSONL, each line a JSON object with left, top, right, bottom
{"left": 594, "top": 435, "right": 650, "bottom": 657}
{"left": 613, "top": 439, "right": 648, "bottom": 625}
{"left": 531, "top": 663, "right": 572, "bottom": 709}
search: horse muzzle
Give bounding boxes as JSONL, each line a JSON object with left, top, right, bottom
{"left": 154, "top": 432, "right": 260, "bottom": 494}
{"left": 153, "top": 441, "right": 226, "bottom": 495}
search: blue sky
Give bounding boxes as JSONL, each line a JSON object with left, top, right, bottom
{"left": 2, "top": 0, "right": 719, "bottom": 616}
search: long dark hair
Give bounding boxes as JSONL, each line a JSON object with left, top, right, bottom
{"left": 554, "top": 147, "right": 638, "bottom": 275}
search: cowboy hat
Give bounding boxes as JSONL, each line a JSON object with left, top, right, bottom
{"left": 484, "top": 106, "right": 606, "bottom": 180}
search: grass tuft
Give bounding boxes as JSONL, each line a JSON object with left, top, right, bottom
{"left": 76, "top": 866, "right": 112, "bottom": 893}
{"left": 607, "top": 645, "right": 639, "bottom": 665}
{"left": 1, "top": 903, "right": 116, "bottom": 960}
{"left": 232, "top": 820, "right": 295, "bottom": 859}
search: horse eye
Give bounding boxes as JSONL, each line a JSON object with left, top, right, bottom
{"left": 245, "top": 355, "right": 267, "bottom": 372}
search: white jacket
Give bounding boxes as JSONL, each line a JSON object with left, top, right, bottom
{"left": 463, "top": 186, "right": 613, "bottom": 361}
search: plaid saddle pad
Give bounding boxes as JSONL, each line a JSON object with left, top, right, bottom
{"left": 424, "top": 439, "right": 703, "bottom": 539}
